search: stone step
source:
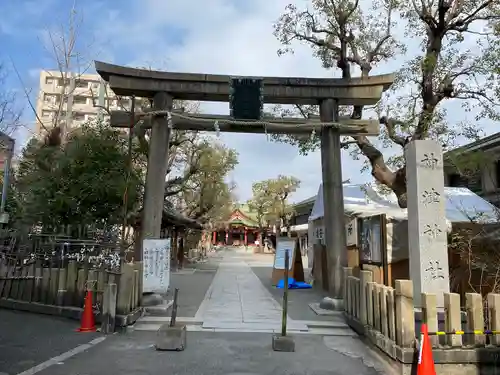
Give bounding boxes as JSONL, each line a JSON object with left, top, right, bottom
{"left": 201, "top": 320, "right": 309, "bottom": 332}
{"left": 295, "top": 320, "right": 349, "bottom": 329}
{"left": 132, "top": 322, "right": 356, "bottom": 336}
{"left": 308, "top": 302, "right": 346, "bottom": 317}
{"left": 143, "top": 301, "right": 173, "bottom": 316}
{"left": 297, "top": 327, "right": 357, "bottom": 336}
{"left": 138, "top": 316, "right": 203, "bottom": 325}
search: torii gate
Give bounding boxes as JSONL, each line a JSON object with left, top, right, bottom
{"left": 95, "top": 61, "right": 394, "bottom": 305}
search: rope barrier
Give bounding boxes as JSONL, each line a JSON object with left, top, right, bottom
{"left": 138, "top": 110, "right": 366, "bottom": 131}
{"left": 427, "top": 329, "right": 500, "bottom": 336}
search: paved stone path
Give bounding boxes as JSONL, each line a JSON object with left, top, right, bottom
{"left": 196, "top": 250, "right": 308, "bottom": 332}
{"left": 136, "top": 248, "right": 353, "bottom": 334}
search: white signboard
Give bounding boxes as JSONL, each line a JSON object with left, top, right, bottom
{"left": 346, "top": 219, "right": 358, "bottom": 246}
{"left": 273, "top": 237, "right": 295, "bottom": 270}
{"left": 143, "top": 238, "right": 171, "bottom": 294}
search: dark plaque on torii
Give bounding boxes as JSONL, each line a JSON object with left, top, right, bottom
{"left": 229, "top": 78, "right": 264, "bottom": 120}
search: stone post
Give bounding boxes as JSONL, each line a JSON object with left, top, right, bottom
{"left": 444, "top": 292, "right": 462, "bottom": 347}
{"left": 359, "top": 270, "right": 372, "bottom": 325}
{"left": 343, "top": 267, "right": 353, "bottom": 313}
{"left": 421, "top": 293, "right": 438, "bottom": 347}
{"left": 465, "top": 292, "right": 485, "bottom": 346}
{"left": 102, "top": 283, "right": 117, "bottom": 334}
{"left": 395, "top": 279, "right": 415, "bottom": 348}
{"left": 405, "top": 140, "right": 450, "bottom": 308}
{"left": 320, "top": 98, "right": 347, "bottom": 307}
{"left": 487, "top": 293, "right": 500, "bottom": 346}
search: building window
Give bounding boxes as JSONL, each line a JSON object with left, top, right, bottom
{"left": 57, "top": 78, "right": 70, "bottom": 87}
{"left": 495, "top": 160, "right": 500, "bottom": 189}
{"left": 75, "top": 79, "right": 88, "bottom": 88}
{"left": 73, "top": 112, "right": 85, "bottom": 121}
{"left": 73, "top": 96, "right": 87, "bottom": 105}
{"left": 448, "top": 173, "right": 465, "bottom": 187}
{"left": 41, "top": 110, "right": 52, "bottom": 117}
{"left": 45, "top": 77, "right": 54, "bottom": 85}
{"left": 447, "top": 172, "right": 482, "bottom": 193}
{"left": 118, "top": 98, "right": 129, "bottom": 108}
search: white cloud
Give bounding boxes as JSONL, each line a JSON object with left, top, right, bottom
{"left": 13, "top": 0, "right": 497, "bottom": 202}
{"left": 89, "top": 0, "right": 383, "bottom": 201}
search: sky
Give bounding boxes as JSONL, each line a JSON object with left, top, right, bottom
{"left": 0, "top": 0, "right": 497, "bottom": 203}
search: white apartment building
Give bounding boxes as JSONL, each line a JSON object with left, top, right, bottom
{"left": 35, "top": 70, "right": 139, "bottom": 135}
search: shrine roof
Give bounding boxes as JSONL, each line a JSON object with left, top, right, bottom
{"left": 227, "top": 204, "right": 259, "bottom": 227}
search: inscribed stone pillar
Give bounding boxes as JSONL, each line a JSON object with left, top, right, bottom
{"left": 405, "top": 140, "right": 450, "bottom": 308}
{"left": 320, "top": 98, "right": 347, "bottom": 305}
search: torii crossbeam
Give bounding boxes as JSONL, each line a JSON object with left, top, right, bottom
{"left": 109, "top": 111, "right": 380, "bottom": 135}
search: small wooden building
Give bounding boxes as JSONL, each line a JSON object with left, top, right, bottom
{"left": 308, "top": 183, "right": 500, "bottom": 295}
{"left": 130, "top": 202, "right": 202, "bottom": 263}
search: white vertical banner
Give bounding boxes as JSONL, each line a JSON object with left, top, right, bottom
{"left": 143, "top": 238, "right": 171, "bottom": 294}
{"left": 345, "top": 218, "right": 358, "bottom": 246}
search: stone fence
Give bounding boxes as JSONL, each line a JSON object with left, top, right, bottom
{"left": 343, "top": 267, "right": 500, "bottom": 375}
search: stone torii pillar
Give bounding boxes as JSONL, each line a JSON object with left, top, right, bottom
{"left": 320, "top": 99, "right": 346, "bottom": 308}
{"left": 140, "top": 92, "right": 173, "bottom": 259}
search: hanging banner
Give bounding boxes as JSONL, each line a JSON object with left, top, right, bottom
{"left": 143, "top": 238, "right": 171, "bottom": 293}
{"left": 358, "top": 216, "right": 383, "bottom": 265}
{"left": 346, "top": 218, "right": 358, "bottom": 246}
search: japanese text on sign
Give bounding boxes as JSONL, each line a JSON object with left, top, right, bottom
{"left": 143, "top": 238, "right": 171, "bottom": 294}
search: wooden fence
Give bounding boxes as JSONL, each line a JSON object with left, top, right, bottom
{"left": 343, "top": 267, "right": 500, "bottom": 373}
{"left": 0, "top": 260, "right": 141, "bottom": 316}
{"left": 0, "top": 226, "right": 142, "bottom": 329}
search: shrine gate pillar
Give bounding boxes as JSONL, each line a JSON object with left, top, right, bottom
{"left": 320, "top": 98, "right": 347, "bottom": 307}
{"left": 140, "top": 92, "right": 173, "bottom": 261}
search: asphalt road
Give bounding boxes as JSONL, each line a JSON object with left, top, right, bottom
{"left": 34, "top": 331, "right": 384, "bottom": 375}
{"left": 0, "top": 308, "right": 100, "bottom": 375}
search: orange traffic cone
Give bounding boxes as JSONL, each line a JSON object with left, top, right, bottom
{"left": 417, "top": 323, "right": 436, "bottom": 375}
{"left": 77, "top": 290, "right": 96, "bottom": 332}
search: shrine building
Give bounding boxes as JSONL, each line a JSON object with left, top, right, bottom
{"left": 212, "top": 204, "right": 261, "bottom": 246}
